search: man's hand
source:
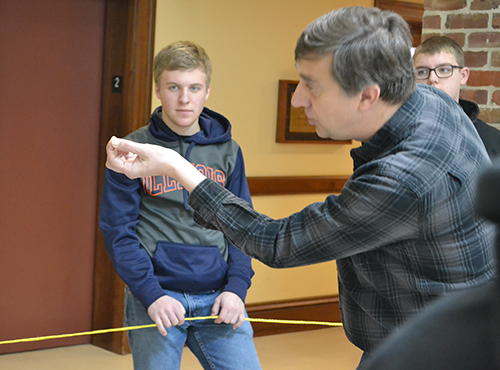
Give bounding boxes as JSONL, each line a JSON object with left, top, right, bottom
{"left": 147, "top": 295, "right": 186, "bottom": 336}
{"left": 106, "top": 136, "right": 178, "bottom": 179}
{"left": 105, "top": 136, "right": 206, "bottom": 192}
{"left": 211, "top": 291, "right": 246, "bottom": 329}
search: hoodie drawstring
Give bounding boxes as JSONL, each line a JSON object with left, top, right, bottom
{"left": 180, "top": 140, "right": 196, "bottom": 210}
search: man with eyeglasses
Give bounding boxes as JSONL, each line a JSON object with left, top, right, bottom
{"left": 413, "top": 36, "right": 500, "bottom": 159}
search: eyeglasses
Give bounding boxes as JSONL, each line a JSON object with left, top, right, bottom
{"left": 415, "top": 65, "right": 463, "bottom": 80}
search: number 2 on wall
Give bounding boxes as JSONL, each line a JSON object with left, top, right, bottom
{"left": 112, "top": 75, "right": 123, "bottom": 93}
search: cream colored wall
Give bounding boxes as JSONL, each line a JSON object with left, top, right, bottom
{"left": 153, "top": 0, "right": 372, "bottom": 304}
{"left": 248, "top": 193, "right": 340, "bottom": 303}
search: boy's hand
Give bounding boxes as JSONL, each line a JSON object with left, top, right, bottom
{"left": 147, "top": 295, "right": 186, "bottom": 336}
{"left": 212, "top": 291, "right": 246, "bottom": 329}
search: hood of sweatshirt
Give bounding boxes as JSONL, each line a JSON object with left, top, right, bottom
{"left": 147, "top": 105, "right": 233, "bottom": 210}
{"left": 149, "top": 106, "right": 232, "bottom": 147}
{"left": 459, "top": 99, "right": 480, "bottom": 122}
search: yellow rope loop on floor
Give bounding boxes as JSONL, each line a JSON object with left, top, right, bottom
{"left": 0, "top": 316, "right": 343, "bottom": 345}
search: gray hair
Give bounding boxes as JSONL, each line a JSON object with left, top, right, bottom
{"left": 295, "top": 6, "right": 416, "bottom": 104}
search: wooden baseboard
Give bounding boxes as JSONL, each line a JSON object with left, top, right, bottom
{"left": 246, "top": 295, "right": 341, "bottom": 337}
{"left": 247, "top": 176, "right": 349, "bottom": 196}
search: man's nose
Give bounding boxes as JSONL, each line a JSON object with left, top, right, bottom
{"left": 291, "top": 82, "right": 308, "bottom": 108}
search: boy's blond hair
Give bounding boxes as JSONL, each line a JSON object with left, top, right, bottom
{"left": 153, "top": 41, "right": 212, "bottom": 87}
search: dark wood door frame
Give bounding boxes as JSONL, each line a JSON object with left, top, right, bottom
{"left": 92, "top": 0, "right": 156, "bottom": 354}
{"left": 375, "top": 0, "right": 424, "bottom": 47}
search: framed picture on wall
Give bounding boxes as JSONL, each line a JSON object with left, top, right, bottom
{"left": 275, "top": 80, "right": 351, "bottom": 144}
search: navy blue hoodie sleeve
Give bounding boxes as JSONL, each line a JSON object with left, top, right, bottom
{"left": 99, "top": 168, "right": 166, "bottom": 309}
{"left": 223, "top": 146, "right": 255, "bottom": 302}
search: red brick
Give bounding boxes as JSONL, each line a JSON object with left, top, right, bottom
{"left": 479, "top": 108, "right": 500, "bottom": 124}
{"left": 425, "top": 0, "right": 466, "bottom": 10}
{"left": 421, "top": 33, "right": 465, "bottom": 47}
{"left": 492, "top": 109, "right": 500, "bottom": 124}
{"left": 422, "top": 33, "right": 440, "bottom": 42}
{"left": 493, "top": 14, "right": 500, "bottom": 29}
{"left": 464, "top": 51, "right": 488, "bottom": 67}
{"left": 492, "top": 52, "right": 500, "bottom": 67}
{"left": 468, "top": 71, "right": 500, "bottom": 87}
{"left": 445, "top": 33, "right": 466, "bottom": 47}
{"left": 471, "top": 0, "right": 500, "bottom": 10}
{"left": 424, "top": 15, "right": 441, "bottom": 29}
{"left": 493, "top": 90, "right": 500, "bottom": 105}
{"left": 447, "top": 14, "right": 488, "bottom": 29}
{"left": 468, "top": 32, "right": 500, "bottom": 48}
{"left": 460, "top": 89, "right": 489, "bottom": 104}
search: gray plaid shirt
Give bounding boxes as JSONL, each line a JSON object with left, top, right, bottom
{"left": 188, "top": 84, "right": 496, "bottom": 352}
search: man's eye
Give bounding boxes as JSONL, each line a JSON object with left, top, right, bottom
{"left": 416, "top": 68, "right": 428, "bottom": 77}
{"left": 168, "top": 86, "right": 178, "bottom": 91}
{"left": 191, "top": 86, "right": 201, "bottom": 92}
{"left": 437, "top": 66, "right": 452, "bottom": 74}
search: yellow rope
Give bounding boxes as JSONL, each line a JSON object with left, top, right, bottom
{"left": 247, "top": 317, "right": 343, "bottom": 327}
{"left": 0, "top": 316, "right": 342, "bottom": 345}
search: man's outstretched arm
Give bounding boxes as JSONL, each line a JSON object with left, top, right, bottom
{"left": 106, "top": 136, "right": 206, "bottom": 192}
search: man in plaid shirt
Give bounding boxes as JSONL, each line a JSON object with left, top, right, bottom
{"left": 105, "top": 6, "right": 496, "bottom": 366}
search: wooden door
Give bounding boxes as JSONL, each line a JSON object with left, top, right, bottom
{"left": 0, "top": 0, "right": 156, "bottom": 355}
{"left": 0, "top": 0, "right": 105, "bottom": 354}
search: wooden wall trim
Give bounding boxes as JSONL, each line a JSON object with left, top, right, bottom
{"left": 375, "top": 0, "right": 423, "bottom": 23}
{"left": 247, "top": 176, "right": 349, "bottom": 196}
{"left": 375, "top": 0, "right": 423, "bottom": 46}
{"left": 247, "top": 295, "right": 341, "bottom": 337}
{"left": 126, "top": 0, "right": 156, "bottom": 133}
{"left": 92, "top": 0, "right": 156, "bottom": 355}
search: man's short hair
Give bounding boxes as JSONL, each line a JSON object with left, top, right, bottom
{"left": 295, "top": 6, "right": 416, "bottom": 104}
{"left": 413, "top": 36, "right": 465, "bottom": 67}
{"left": 153, "top": 41, "right": 212, "bottom": 87}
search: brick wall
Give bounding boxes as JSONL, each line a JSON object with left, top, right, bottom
{"left": 422, "top": 0, "right": 500, "bottom": 128}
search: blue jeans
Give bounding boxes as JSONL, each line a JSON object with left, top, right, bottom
{"left": 125, "top": 288, "right": 262, "bottom": 370}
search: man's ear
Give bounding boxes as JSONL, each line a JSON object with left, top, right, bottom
{"left": 205, "top": 85, "right": 211, "bottom": 102}
{"left": 359, "top": 85, "right": 380, "bottom": 112}
{"left": 154, "top": 84, "right": 161, "bottom": 99}
{"left": 460, "top": 67, "right": 470, "bottom": 86}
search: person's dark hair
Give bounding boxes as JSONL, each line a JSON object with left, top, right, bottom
{"left": 295, "top": 6, "right": 416, "bottom": 104}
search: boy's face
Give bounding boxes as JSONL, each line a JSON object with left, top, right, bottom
{"left": 413, "top": 51, "right": 469, "bottom": 102}
{"left": 155, "top": 68, "right": 210, "bottom": 136}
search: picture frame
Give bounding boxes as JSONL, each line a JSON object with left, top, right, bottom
{"left": 275, "top": 80, "right": 351, "bottom": 144}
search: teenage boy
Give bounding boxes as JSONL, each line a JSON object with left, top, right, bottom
{"left": 100, "top": 41, "right": 261, "bottom": 370}
{"left": 413, "top": 36, "right": 500, "bottom": 159}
